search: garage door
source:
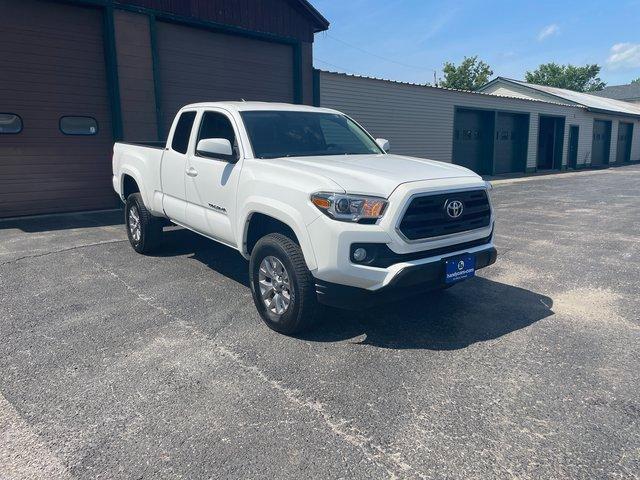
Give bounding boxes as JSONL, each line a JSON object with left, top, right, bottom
{"left": 591, "top": 120, "right": 612, "bottom": 166}
{"left": 452, "top": 109, "right": 494, "bottom": 175}
{"left": 156, "top": 22, "right": 294, "bottom": 136}
{"left": 494, "top": 112, "right": 529, "bottom": 174}
{"left": 0, "top": 0, "right": 114, "bottom": 218}
{"left": 616, "top": 122, "right": 633, "bottom": 164}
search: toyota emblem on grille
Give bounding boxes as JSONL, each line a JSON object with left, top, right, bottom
{"left": 445, "top": 199, "right": 464, "bottom": 219}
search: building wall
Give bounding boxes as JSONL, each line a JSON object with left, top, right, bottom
{"left": 112, "top": 4, "right": 318, "bottom": 137}
{"left": 319, "top": 71, "right": 588, "bottom": 171}
{"left": 0, "top": 0, "right": 116, "bottom": 217}
{"left": 318, "top": 71, "right": 640, "bottom": 172}
{"left": 483, "top": 81, "right": 640, "bottom": 163}
{"left": 115, "top": 0, "right": 320, "bottom": 42}
{"left": 0, "top": 0, "right": 325, "bottom": 218}
{"left": 113, "top": 10, "right": 158, "bottom": 141}
{"left": 624, "top": 117, "right": 638, "bottom": 162}
{"left": 300, "top": 41, "right": 314, "bottom": 106}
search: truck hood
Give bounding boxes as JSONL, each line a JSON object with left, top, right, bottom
{"left": 273, "top": 154, "right": 480, "bottom": 197}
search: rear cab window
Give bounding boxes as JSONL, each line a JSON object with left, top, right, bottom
{"left": 171, "top": 111, "right": 197, "bottom": 154}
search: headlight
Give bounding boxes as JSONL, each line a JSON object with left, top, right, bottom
{"left": 310, "top": 192, "right": 387, "bottom": 223}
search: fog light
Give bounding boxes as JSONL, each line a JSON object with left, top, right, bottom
{"left": 353, "top": 247, "right": 367, "bottom": 262}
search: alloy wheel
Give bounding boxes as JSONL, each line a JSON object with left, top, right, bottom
{"left": 128, "top": 205, "right": 141, "bottom": 243}
{"left": 258, "top": 255, "right": 291, "bottom": 315}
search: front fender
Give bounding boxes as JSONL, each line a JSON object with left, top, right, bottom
{"left": 238, "top": 197, "right": 319, "bottom": 272}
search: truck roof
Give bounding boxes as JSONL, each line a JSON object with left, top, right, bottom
{"left": 181, "top": 101, "right": 341, "bottom": 114}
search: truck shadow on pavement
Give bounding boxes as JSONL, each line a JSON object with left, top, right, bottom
{"left": 0, "top": 209, "right": 124, "bottom": 232}
{"left": 304, "top": 279, "right": 554, "bottom": 350}
{"left": 159, "top": 228, "right": 554, "bottom": 351}
{"left": 155, "top": 227, "right": 251, "bottom": 287}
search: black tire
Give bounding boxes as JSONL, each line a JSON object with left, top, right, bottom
{"left": 125, "top": 193, "right": 162, "bottom": 254}
{"left": 249, "top": 233, "right": 319, "bottom": 335}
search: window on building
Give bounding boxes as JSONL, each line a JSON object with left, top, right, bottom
{"left": 171, "top": 111, "right": 197, "bottom": 154}
{"left": 60, "top": 116, "right": 98, "bottom": 135}
{"left": 0, "top": 113, "right": 23, "bottom": 134}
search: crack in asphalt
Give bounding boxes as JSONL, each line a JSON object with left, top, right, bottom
{"left": 80, "top": 253, "right": 426, "bottom": 480}
{"left": 215, "top": 345, "right": 425, "bottom": 480}
{"left": 0, "top": 239, "right": 127, "bottom": 267}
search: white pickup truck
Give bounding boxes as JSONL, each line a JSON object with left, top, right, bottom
{"left": 112, "top": 102, "right": 496, "bottom": 334}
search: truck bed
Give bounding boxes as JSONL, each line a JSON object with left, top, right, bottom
{"left": 112, "top": 141, "right": 166, "bottom": 215}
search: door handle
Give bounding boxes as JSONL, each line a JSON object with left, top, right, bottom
{"left": 186, "top": 166, "right": 198, "bottom": 177}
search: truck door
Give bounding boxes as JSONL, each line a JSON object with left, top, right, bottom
{"left": 160, "top": 110, "right": 197, "bottom": 223}
{"left": 185, "top": 109, "right": 243, "bottom": 244}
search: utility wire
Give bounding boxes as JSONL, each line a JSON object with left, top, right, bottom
{"left": 314, "top": 57, "right": 437, "bottom": 87}
{"left": 322, "top": 33, "right": 433, "bottom": 71}
{"left": 314, "top": 57, "right": 355, "bottom": 72}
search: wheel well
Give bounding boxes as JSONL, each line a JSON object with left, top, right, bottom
{"left": 245, "top": 213, "right": 299, "bottom": 255}
{"left": 122, "top": 175, "right": 140, "bottom": 200}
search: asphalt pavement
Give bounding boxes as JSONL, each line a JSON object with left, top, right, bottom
{"left": 1, "top": 165, "right": 639, "bottom": 479}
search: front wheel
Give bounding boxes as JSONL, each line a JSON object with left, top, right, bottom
{"left": 249, "top": 233, "right": 319, "bottom": 335}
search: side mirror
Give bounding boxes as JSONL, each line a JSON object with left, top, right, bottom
{"left": 196, "top": 138, "right": 236, "bottom": 162}
{"left": 376, "top": 138, "right": 390, "bottom": 152}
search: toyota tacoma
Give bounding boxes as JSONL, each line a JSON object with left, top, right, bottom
{"left": 112, "top": 102, "right": 496, "bottom": 334}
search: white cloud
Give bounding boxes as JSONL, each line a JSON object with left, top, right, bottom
{"left": 537, "top": 24, "right": 559, "bottom": 41}
{"left": 606, "top": 43, "right": 640, "bottom": 69}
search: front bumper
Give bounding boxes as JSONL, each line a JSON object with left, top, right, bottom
{"left": 306, "top": 213, "right": 495, "bottom": 291}
{"left": 315, "top": 245, "right": 497, "bottom": 309}
{"left": 305, "top": 178, "right": 494, "bottom": 291}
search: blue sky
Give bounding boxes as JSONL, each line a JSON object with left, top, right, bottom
{"left": 312, "top": 0, "right": 640, "bottom": 87}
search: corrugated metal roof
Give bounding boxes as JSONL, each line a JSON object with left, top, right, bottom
{"left": 484, "top": 77, "right": 640, "bottom": 117}
{"left": 316, "top": 70, "right": 582, "bottom": 108}
{"left": 591, "top": 83, "right": 640, "bottom": 101}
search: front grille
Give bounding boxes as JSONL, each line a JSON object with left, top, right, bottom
{"left": 398, "top": 189, "right": 491, "bottom": 241}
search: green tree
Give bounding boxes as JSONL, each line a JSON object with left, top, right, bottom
{"left": 631, "top": 77, "right": 640, "bottom": 84}
{"left": 439, "top": 56, "right": 493, "bottom": 91}
{"left": 525, "top": 63, "right": 606, "bottom": 92}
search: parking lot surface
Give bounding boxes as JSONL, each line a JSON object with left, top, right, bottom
{"left": 1, "top": 166, "right": 639, "bottom": 479}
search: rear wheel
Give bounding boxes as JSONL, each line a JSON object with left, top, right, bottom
{"left": 249, "top": 233, "right": 318, "bottom": 335}
{"left": 125, "top": 193, "right": 162, "bottom": 254}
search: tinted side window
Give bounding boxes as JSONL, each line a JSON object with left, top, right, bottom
{"left": 171, "top": 111, "right": 197, "bottom": 154}
{"left": 197, "top": 112, "right": 236, "bottom": 146}
{"left": 60, "top": 116, "right": 98, "bottom": 135}
{"left": 0, "top": 113, "right": 22, "bottom": 134}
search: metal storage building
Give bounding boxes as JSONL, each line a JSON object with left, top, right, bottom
{"left": 316, "top": 70, "right": 640, "bottom": 175}
{"left": 479, "top": 77, "right": 640, "bottom": 167}
{"left": 0, "top": 0, "right": 328, "bottom": 218}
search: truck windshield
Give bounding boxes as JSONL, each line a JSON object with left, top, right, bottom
{"left": 240, "top": 111, "right": 384, "bottom": 159}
